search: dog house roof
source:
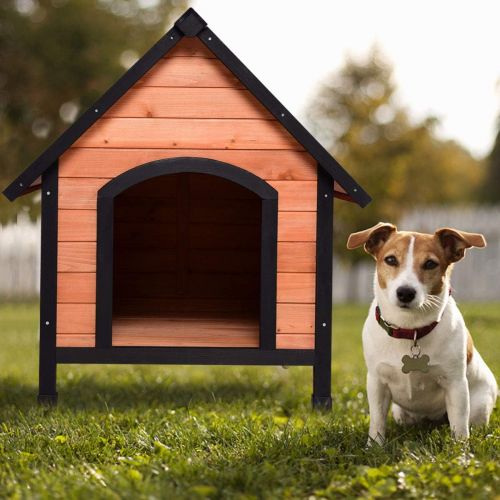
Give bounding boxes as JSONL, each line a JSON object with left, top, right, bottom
{"left": 2, "top": 8, "right": 371, "bottom": 207}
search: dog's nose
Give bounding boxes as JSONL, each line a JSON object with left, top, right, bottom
{"left": 397, "top": 286, "right": 416, "bottom": 303}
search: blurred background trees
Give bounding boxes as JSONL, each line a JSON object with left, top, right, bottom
{"left": 481, "top": 116, "right": 500, "bottom": 203}
{"left": 0, "top": 0, "right": 186, "bottom": 222}
{"left": 306, "top": 48, "right": 486, "bottom": 262}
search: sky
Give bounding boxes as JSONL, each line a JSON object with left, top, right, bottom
{"left": 191, "top": 0, "right": 500, "bottom": 158}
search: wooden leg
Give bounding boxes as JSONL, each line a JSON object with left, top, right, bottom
{"left": 312, "top": 355, "right": 332, "bottom": 410}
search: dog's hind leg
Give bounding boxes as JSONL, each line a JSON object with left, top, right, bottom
{"left": 469, "top": 384, "right": 496, "bottom": 426}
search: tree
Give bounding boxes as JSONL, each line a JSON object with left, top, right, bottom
{"left": 306, "top": 48, "right": 483, "bottom": 263}
{"left": 0, "top": 0, "right": 186, "bottom": 223}
{"left": 481, "top": 116, "right": 500, "bottom": 203}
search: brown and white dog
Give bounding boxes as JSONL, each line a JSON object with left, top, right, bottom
{"left": 347, "top": 223, "right": 497, "bottom": 444}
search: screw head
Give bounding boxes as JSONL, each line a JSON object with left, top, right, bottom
{"left": 324, "top": 194, "right": 328, "bottom": 198}
{"left": 45, "top": 321, "right": 50, "bottom": 326}
{"left": 208, "top": 36, "right": 212, "bottom": 41}
{"left": 353, "top": 188, "right": 358, "bottom": 192}
{"left": 46, "top": 191, "right": 51, "bottom": 196}
{"left": 19, "top": 182, "right": 23, "bottom": 187}
{"left": 94, "top": 108, "right": 98, "bottom": 113}
{"left": 322, "top": 322, "right": 327, "bottom": 327}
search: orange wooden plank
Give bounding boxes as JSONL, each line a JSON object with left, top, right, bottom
{"left": 277, "top": 242, "right": 316, "bottom": 273}
{"left": 115, "top": 298, "right": 258, "bottom": 314}
{"left": 59, "top": 178, "right": 106, "bottom": 210}
{"left": 276, "top": 303, "right": 315, "bottom": 334}
{"left": 270, "top": 181, "right": 317, "bottom": 211}
{"left": 276, "top": 334, "right": 315, "bottom": 349}
{"left": 57, "top": 273, "right": 96, "bottom": 303}
{"left": 56, "top": 334, "right": 95, "bottom": 347}
{"left": 105, "top": 87, "right": 273, "bottom": 119}
{"left": 166, "top": 37, "right": 215, "bottom": 58}
{"left": 58, "top": 181, "right": 334, "bottom": 209}
{"left": 58, "top": 210, "right": 97, "bottom": 242}
{"left": 57, "top": 303, "right": 95, "bottom": 334}
{"left": 57, "top": 333, "right": 315, "bottom": 349}
{"left": 277, "top": 273, "right": 316, "bottom": 303}
{"left": 278, "top": 212, "right": 316, "bottom": 242}
{"left": 58, "top": 242, "right": 96, "bottom": 272}
{"left": 73, "top": 118, "right": 303, "bottom": 150}
{"left": 136, "top": 56, "right": 244, "bottom": 88}
{"left": 60, "top": 148, "right": 316, "bottom": 180}
{"left": 112, "top": 315, "right": 259, "bottom": 347}
{"left": 57, "top": 210, "right": 319, "bottom": 249}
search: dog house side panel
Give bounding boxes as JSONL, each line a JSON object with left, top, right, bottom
{"left": 55, "top": 37, "right": 319, "bottom": 350}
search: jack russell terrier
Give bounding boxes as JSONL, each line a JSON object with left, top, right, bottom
{"left": 347, "top": 223, "right": 497, "bottom": 444}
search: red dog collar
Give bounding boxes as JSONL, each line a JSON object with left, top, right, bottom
{"left": 375, "top": 306, "right": 439, "bottom": 340}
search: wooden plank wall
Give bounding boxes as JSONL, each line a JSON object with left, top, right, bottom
{"left": 56, "top": 37, "right": 318, "bottom": 349}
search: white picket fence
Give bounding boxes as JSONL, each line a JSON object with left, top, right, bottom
{"left": 1, "top": 207, "right": 499, "bottom": 302}
{"left": 0, "top": 214, "right": 40, "bottom": 299}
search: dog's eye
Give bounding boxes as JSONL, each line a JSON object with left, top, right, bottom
{"left": 423, "top": 259, "right": 438, "bottom": 270}
{"left": 384, "top": 255, "right": 398, "bottom": 266}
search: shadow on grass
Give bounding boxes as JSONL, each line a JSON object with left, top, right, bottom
{"left": 0, "top": 373, "right": 293, "bottom": 412}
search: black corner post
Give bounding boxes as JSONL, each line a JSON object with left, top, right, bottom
{"left": 312, "top": 165, "right": 334, "bottom": 410}
{"left": 259, "top": 197, "right": 278, "bottom": 350}
{"left": 38, "top": 161, "right": 59, "bottom": 405}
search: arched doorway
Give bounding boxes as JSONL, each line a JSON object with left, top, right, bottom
{"left": 95, "top": 157, "right": 278, "bottom": 349}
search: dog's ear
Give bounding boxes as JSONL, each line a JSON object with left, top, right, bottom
{"left": 347, "top": 222, "right": 397, "bottom": 257}
{"left": 435, "top": 227, "right": 487, "bottom": 263}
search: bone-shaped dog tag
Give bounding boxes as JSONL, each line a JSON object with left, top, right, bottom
{"left": 401, "top": 354, "right": 430, "bottom": 374}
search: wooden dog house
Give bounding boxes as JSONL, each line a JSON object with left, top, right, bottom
{"left": 3, "top": 8, "right": 370, "bottom": 408}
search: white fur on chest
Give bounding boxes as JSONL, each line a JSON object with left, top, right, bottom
{"left": 363, "top": 299, "right": 466, "bottom": 415}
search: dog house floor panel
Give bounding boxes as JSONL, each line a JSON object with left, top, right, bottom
{"left": 112, "top": 312, "right": 259, "bottom": 347}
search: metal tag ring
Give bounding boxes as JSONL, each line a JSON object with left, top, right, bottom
{"left": 411, "top": 344, "right": 421, "bottom": 357}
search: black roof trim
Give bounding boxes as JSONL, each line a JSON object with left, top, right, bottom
{"left": 2, "top": 7, "right": 370, "bottom": 207}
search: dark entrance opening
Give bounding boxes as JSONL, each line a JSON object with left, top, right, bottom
{"left": 95, "top": 157, "right": 278, "bottom": 349}
{"left": 112, "top": 173, "right": 261, "bottom": 347}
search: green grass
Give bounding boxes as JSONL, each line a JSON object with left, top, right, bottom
{"left": 0, "top": 303, "right": 498, "bottom": 499}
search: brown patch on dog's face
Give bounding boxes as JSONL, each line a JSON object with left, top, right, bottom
{"left": 375, "top": 232, "right": 412, "bottom": 289}
{"left": 411, "top": 234, "right": 449, "bottom": 296}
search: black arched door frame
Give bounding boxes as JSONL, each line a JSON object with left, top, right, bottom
{"left": 95, "top": 157, "right": 278, "bottom": 350}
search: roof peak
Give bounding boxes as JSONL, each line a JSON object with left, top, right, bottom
{"left": 174, "top": 8, "right": 207, "bottom": 37}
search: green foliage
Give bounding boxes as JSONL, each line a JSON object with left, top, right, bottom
{"left": 481, "top": 116, "right": 500, "bottom": 203}
{"left": 307, "top": 49, "right": 484, "bottom": 262}
{"left": 0, "top": 0, "right": 186, "bottom": 223}
{"left": 0, "top": 302, "right": 498, "bottom": 498}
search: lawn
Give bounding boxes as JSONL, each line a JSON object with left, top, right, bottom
{"left": 0, "top": 302, "right": 498, "bottom": 499}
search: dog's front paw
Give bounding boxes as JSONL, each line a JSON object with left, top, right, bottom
{"left": 451, "top": 425, "right": 470, "bottom": 441}
{"left": 366, "top": 433, "right": 385, "bottom": 447}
